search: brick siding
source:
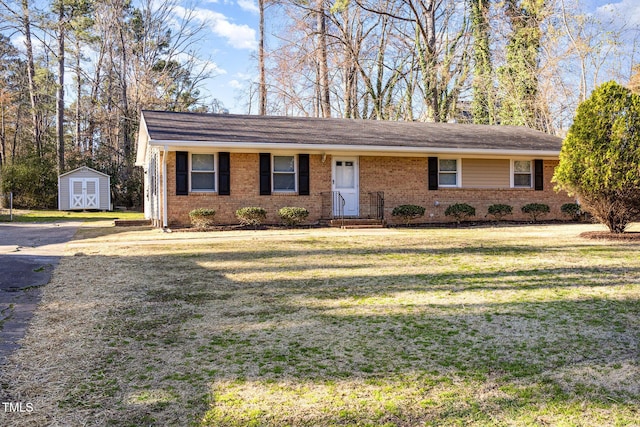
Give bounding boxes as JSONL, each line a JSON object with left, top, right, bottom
{"left": 163, "top": 152, "right": 575, "bottom": 226}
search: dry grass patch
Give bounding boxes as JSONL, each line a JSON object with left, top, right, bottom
{"left": 1, "top": 224, "right": 639, "bottom": 426}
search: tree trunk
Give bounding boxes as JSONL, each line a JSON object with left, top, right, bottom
{"left": 316, "top": 0, "right": 331, "bottom": 118}
{"left": 259, "top": 0, "right": 267, "bottom": 115}
{"left": 0, "top": 99, "right": 5, "bottom": 167}
{"left": 21, "top": 0, "right": 41, "bottom": 156}
{"left": 119, "top": 23, "right": 131, "bottom": 165}
{"left": 57, "top": 7, "right": 65, "bottom": 175}
{"left": 424, "top": 1, "right": 438, "bottom": 122}
{"left": 470, "top": 0, "right": 495, "bottom": 124}
{"left": 75, "top": 36, "right": 82, "bottom": 151}
{"left": 87, "top": 41, "right": 105, "bottom": 155}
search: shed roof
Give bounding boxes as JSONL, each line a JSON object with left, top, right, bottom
{"left": 59, "top": 166, "right": 110, "bottom": 178}
{"left": 138, "top": 111, "right": 563, "bottom": 163}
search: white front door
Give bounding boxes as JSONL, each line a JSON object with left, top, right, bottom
{"left": 70, "top": 178, "right": 99, "bottom": 209}
{"left": 332, "top": 157, "right": 359, "bottom": 217}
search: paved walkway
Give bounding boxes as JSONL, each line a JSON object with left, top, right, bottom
{"left": 0, "top": 222, "right": 80, "bottom": 366}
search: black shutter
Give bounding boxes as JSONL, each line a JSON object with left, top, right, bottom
{"left": 218, "top": 152, "right": 230, "bottom": 195}
{"left": 298, "top": 154, "right": 310, "bottom": 195}
{"left": 176, "top": 151, "right": 188, "bottom": 195}
{"left": 428, "top": 157, "right": 439, "bottom": 190}
{"left": 534, "top": 159, "right": 544, "bottom": 191}
{"left": 259, "top": 153, "right": 271, "bottom": 195}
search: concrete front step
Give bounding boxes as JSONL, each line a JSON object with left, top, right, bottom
{"left": 328, "top": 218, "right": 386, "bottom": 228}
{"left": 340, "top": 224, "right": 385, "bottom": 229}
{"left": 114, "top": 219, "right": 152, "bottom": 227}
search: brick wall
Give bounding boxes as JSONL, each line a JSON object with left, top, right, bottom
{"left": 361, "top": 157, "right": 574, "bottom": 224}
{"left": 163, "top": 152, "right": 575, "bottom": 226}
{"left": 166, "top": 152, "right": 331, "bottom": 226}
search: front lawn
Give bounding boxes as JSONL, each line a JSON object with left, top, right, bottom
{"left": 0, "top": 209, "right": 144, "bottom": 223}
{"left": 1, "top": 224, "right": 638, "bottom": 426}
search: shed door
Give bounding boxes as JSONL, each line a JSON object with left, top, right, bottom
{"left": 70, "top": 178, "right": 100, "bottom": 209}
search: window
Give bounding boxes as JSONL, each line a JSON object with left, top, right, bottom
{"left": 513, "top": 160, "right": 532, "bottom": 187}
{"left": 191, "top": 154, "right": 216, "bottom": 191}
{"left": 439, "top": 159, "right": 458, "bottom": 187}
{"left": 273, "top": 155, "right": 296, "bottom": 192}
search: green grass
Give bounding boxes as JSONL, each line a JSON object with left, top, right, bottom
{"left": 0, "top": 209, "right": 144, "bottom": 223}
{"left": 1, "top": 224, "right": 638, "bottom": 426}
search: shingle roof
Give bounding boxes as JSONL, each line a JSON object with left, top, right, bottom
{"left": 141, "top": 110, "right": 562, "bottom": 152}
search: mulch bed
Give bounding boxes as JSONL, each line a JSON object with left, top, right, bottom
{"left": 580, "top": 231, "right": 640, "bottom": 241}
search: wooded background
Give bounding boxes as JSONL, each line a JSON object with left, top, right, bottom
{"left": 0, "top": 0, "right": 638, "bottom": 208}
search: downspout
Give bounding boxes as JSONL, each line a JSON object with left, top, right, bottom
{"left": 163, "top": 146, "right": 168, "bottom": 228}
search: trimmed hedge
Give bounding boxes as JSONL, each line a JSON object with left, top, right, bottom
{"left": 487, "top": 204, "right": 513, "bottom": 221}
{"left": 235, "top": 207, "right": 267, "bottom": 227}
{"left": 278, "top": 207, "right": 309, "bottom": 226}
{"left": 561, "top": 203, "right": 581, "bottom": 220}
{"left": 521, "top": 203, "right": 550, "bottom": 222}
{"left": 392, "top": 204, "right": 426, "bottom": 225}
{"left": 445, "top": 203, "right": 476, "bottom": 223}
{"left": 188, "top": 208, "right": 216, "bottom": 228}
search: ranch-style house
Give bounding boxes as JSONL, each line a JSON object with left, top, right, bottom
{"left": 135, "top": 110, "right": 575, "bottom": 227}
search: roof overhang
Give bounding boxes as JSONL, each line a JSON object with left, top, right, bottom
{"left": 145, "top": 139, "right": 560, "bottom": 159}
{"left": 59, "top": 166, "right": 110, "bottom": 178}
{"left": 135, "top": 115, "right": 150, "bottom": 167}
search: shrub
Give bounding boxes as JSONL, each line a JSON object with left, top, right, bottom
{"left": 0, "top": 156, "right": 57, "bottom": 209}
{"left": 278, "top": 207, "right": 309, "bottom": 226}
{"left": 521, "top": 203, "right": 550, "bottom": 222}
{"left": 561, "top": 203, "right": 582, "bottom": 221}
{"left": 553, "top": 81, "right": 640, "bottom": 233}
{"left": 188, "top": 208, "right": 216, "bottom": 228}
{"left": 445, "top": 203, "right": 476, "bottom": 224}
{"left": 487, "top": 204, "right": 513, "bottom": 221}
{"left": 391, "top": 204, "right": 426, "bottom": 225}
{"left": 235, "top": 207, "right": 267, "bottom": 227}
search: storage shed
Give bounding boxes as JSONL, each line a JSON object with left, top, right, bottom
{"left": 58, "top": 166, "right": 111, "bottom": 211}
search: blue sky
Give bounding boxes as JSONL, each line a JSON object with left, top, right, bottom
{"left": 181, "top": 0, "right": 260, "bottom": 113}
{"left": 185, "top": 0, "right": 640, "bottom": 113}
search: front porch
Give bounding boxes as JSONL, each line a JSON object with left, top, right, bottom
{"left": 320, "top": 191, "right": 385, "bottom": 228}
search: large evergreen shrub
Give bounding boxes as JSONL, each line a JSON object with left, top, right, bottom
{"left": 553, "top": 81, "right": 640, "bottom": 233}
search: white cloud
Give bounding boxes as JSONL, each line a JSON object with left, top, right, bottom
{"left": 175, "top": 6, "right": 257, "bottom": 50}
{"left": 596, "top": 0, "right": 640, "bottom": 26}
{"left": 174, "top": 52, "right": 228, "bottom": 77}
{"left": 235, "top": 72, "right": 255, "bottom": 80}
{"left": 237, "top": 0, "right": 259, "bottom": 14}
{"left": 205, "top": 62, "right": 227, "bottom": 76}
{"left": 229, "top": 79, "right": 244, "bottom": 89}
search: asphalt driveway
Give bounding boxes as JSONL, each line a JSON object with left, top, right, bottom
{"left": 0, "top": 222, "right": 80, "bottom": 365}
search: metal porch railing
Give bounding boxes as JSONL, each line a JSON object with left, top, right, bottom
{"left": 368, "top": 191, "right": 384, "bottom": 220}
{"left": 321, "top": 191, "right": 345, "bottom": 225}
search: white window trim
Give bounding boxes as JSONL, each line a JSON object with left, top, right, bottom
{"left": 190, "top": 152, "right": 217, "bottom": 193}
{"left": 511, "top": 159, "right": 533, "bottom": 188}
{"left": 438, "top": 157, "right": 461, "bottom": 188}
{"left": 272, "top": 154, "right": 297, "bottom": 193}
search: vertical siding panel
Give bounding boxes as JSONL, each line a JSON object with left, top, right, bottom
{"left": 60, "top": 176, "right": 69, "bottom": 210}
{"left": 461, "top": 159, "right": 510, "bottom": 188}
{"left": 100, "top": 176, "right": 110, "bottom": 210}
